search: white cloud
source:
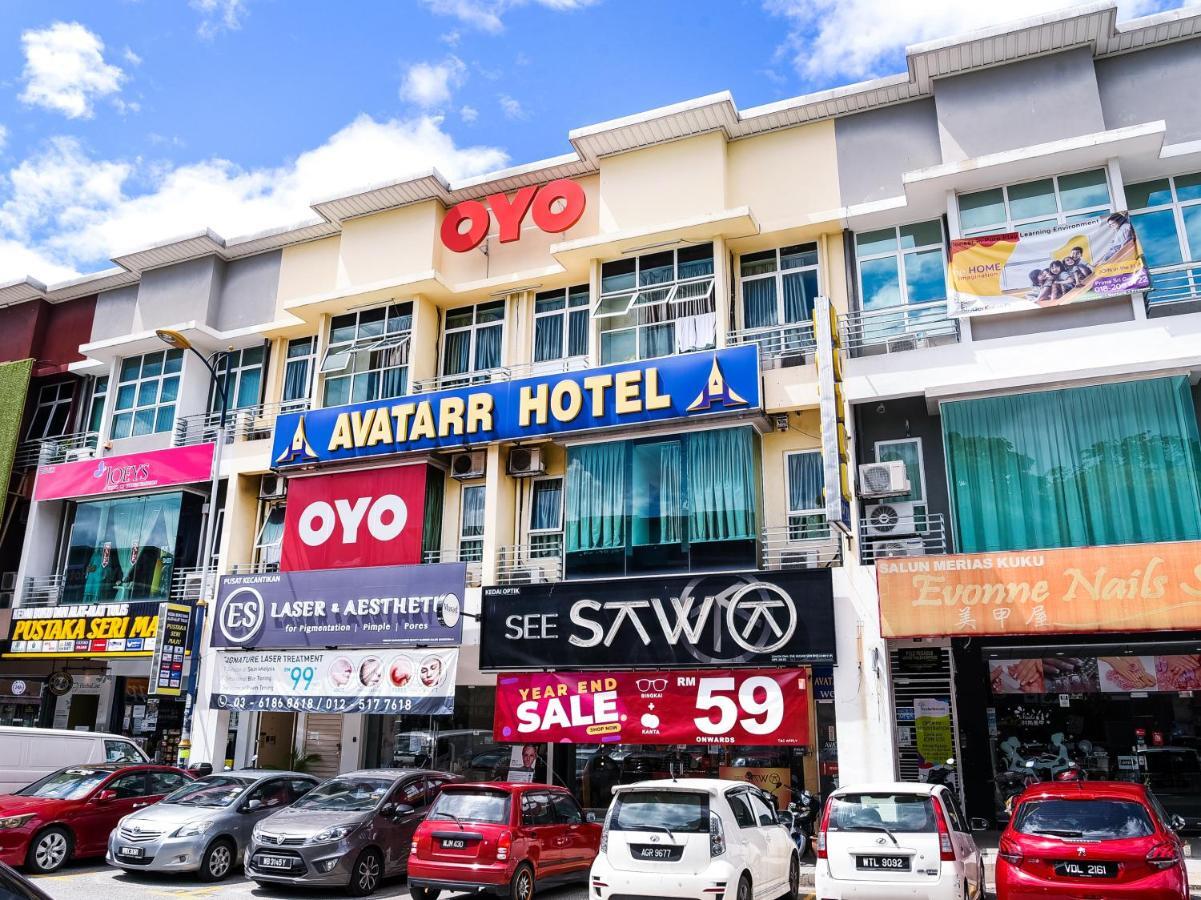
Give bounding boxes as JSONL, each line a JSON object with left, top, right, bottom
{"left": 400, "top": 56, "right": 467, "bottom": 108}
{"left": 460, "top": 105, "right": 479, "bottom": 123}
{"left": 441, "top": 30, "right": 462, "bottom": 47}
{"left": 123, "top": 47, "right": 142, "bottom": 65}
{"left": 765, "top": 0, "right": 1169, "bottom": 80}
{"left": 420, "top": 0, "right": 598, "bottom": 33}
{"left": 0, "top": 115, "right": 508, "bottom": 284}
{"left": 498, "top": 94, "right": 527, "bottom": 120}
{"left": 0, "top": 126, "right": 7, "bottom": 153}
{"left": 191, "top": 0, "right": 247, "bottom": 38}
{"left": 18, "top": 22, "right": 126, "bottom": 119}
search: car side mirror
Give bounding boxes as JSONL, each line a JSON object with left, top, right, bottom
{"left": 243, "top": 799, "right": 263, "bottom": 812}
{"left": 585, "top": 812, "right": 597, "bottom": 824}
{"left": 390, "top": 803, "right": 415, "bottom": 817}
{"left": 777, "top": 811, "right": 791, "bottom": 825}
{"left": 380, "top": 803, "right": 396, "bottom": 817}
{"left": 93, "top": 789, "right": 118, "bottom": 803}
{"left": 1171, "top": 814, "right": 1187, "bottom": 832}
{"left": 970, "top": 818, "right": 990, "bottom": 832}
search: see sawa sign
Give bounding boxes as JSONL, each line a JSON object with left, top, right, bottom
{"left": 440, "top": 179, "right": 585, "bottom": 252}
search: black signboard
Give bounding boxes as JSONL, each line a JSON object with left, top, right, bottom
{"left": 481, "top": 570, "right": 835, "bottom": 670}
{"left": 149, "top": 603, "right": 191, "bottom": 697}
{"left": 895, "top": 647, "right": 943, "bottom": 674}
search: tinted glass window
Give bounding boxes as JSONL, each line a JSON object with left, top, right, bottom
{"left": 429, "top": 790, "right": 510, "bottom": 825}
{"left": 148, "top": 771, "right": 190, "bottom": 795}
{"left": 522, "top": 792, "right": 556, "bottom": 827}
{"left": 17, "top": 768, "right": 111, "bottom": 800}
{"left": 1014, "top": 799, "right": 1153, "bottom": 840}
{"left": 748, "top": 792, "right": 777, "bottom": 826}
{"left": 250, "top": 779, "right": 293, "bottom": 809}
{"left": 293, "top": 777, "right": 392, "bottom": 811}
{"left": 828, "top": 793, "right": 936, "bottom": 833}
{"left": 397, "top": 778, "right": 430, "bottom": 809}
{"left": 105, "top": 741, "right": 143, "bottom": 763}
{"left": 611, "top": 791, "right": 709, "bottom": 833}
{"left": 163, "top": 776, "right": 252, "bottom": 807}
{"left": 289, "top": 779, "right": 317, "bottom": 801}
{"left": 108, "top": 773, "right": 147, "bottom": 799}
{"left": 551, "top": 793, "right": 583, "bottom": 825}
{"left": 727, "top": 792, "right": 756, "bottom": 828}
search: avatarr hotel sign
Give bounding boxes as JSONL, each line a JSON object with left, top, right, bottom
{"left": 273, "top": 347, "right": 760, "bottom": 467}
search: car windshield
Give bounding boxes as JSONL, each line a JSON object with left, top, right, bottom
{"left": 1014, "top": 799, "right": 1154, "bottom": 840}
{"left": 610, "top": 790, "right": 709, "bottom": 833}
{"left": 163, "top": 776, "right": 253, "bottom": 807}
{"left": 827, "top": 793, "right": 936, "bottom": 833}
{"left": 15, "top": 768, "right": 112, "bottom": 800}
{"left": 429, "top": 791, "right": 510, "bottom": 825}
{"left": 293, "top": 777, "right": 392, "bottom": 812}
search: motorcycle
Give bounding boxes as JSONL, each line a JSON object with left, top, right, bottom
{"left": 779, "top": 790, "right": 817, "bottom": 857}
{"left": 997, "top": 767, "right": 1036, "bottom": 815}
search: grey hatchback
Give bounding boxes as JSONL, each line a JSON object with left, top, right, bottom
{"left": 245, "top": 768, "right": 457, "bottom": 896}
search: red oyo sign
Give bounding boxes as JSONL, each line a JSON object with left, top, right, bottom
{"left": 440, "top": 178, "right": 586, "bottom": 252}
{"left": 280, "top": 465, "right": 428, "bottom": 571}
{"left": 494, "top": 668, "right": 810, "bottom": 746}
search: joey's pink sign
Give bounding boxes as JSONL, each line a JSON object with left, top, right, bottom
{"left": 34, "top": 443, "right": 215, "bottom": 502}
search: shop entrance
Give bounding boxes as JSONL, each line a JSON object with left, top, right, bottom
{"left": 66, "top": 693, "right": 98, "bottom": 730}
{"left": 256, "top": 712, "right": 295, "bottom": 769}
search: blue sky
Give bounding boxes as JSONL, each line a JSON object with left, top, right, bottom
{"left": 0, "top": 0, "right": 1189, "bottom": 284}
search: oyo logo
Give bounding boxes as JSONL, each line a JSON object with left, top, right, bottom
{"left": 218, "top": 586, "right": 265, "bottom": 645}
{"left": 440, "top": 179, "right": 586, "bottom": 253}
{"left": 298, "top": 495, "right": 408, "bottom": 547}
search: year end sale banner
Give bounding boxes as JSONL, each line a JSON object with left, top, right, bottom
{"left": 948, "top": 213, "right": 1149, "bottom": 317}
{"left": 494, "top": 669, "right": 810, "bottom": 746}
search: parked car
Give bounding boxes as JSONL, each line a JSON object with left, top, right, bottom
{"left": 589, "top": 778, "right": 799, "bottom": 900}
{"left": 0, "top": 861, "right": 54, "bottom": 900}
{"left": 0, "top": 763, "right": 192, "bottom": 873}
{"left": 244, "top": 768, "right": 456, "bottom": 895}
{"left": 408, "top": 782, "right": 601, "bottom": 900}
{"left": 0, "top": 726, "right": 148, "bottom": 794}
{"left": 996, "top": 781, "right": 1188, "bottom": 899}
{"left": 106, "top": 769, "right": 318, "bottom": 880}
{"left": 814, "top": 782, "right": 983, "bottom": 900}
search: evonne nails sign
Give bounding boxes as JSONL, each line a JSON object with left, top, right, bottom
{"left": 439, "top": 178, "right": 586, "bottom": 252}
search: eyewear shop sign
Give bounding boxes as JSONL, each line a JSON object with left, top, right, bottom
{"left": 481, "top": 571, "right": 836, "bottom": 669}
{"left": 272, "top": 346, "right": 761, "bottom": 467}
{"left": 212, "top": 563, "right": 466, "bottom": 650}
{"left": 495, "top": 669, "right": 811, "bottom": 747}
{"left": 2, "top": 601, "right": 189, "bottom": 658}
{"left": 210, "top": 647, "right": 458, "bottom": 715}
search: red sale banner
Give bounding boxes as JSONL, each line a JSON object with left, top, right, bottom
{"left": 494, "top": 669, "right": 810, "bottom": 746}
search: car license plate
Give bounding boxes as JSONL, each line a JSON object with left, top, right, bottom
{"left": 1053, "top": 860, "right": 1117, "bottom": 878}
{"left": 631, "top": 844, "right": 683, "bottom": 861}
{"left": 258, "top": 854, "right": 293, "bottom": 869}
{"left": 441, "top": 838, "right": 467, "bottom": 849}
{"left": 856, "top": 855, "right": 910, "bottom": 871}
{"left": 117, "top": 846, "right": 144, "bottom": 859}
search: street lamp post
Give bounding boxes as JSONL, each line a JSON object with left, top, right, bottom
{"left": 155, "top": 329, "right": 229, "bottom": 769}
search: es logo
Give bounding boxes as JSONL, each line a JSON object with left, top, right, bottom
{"left": 219, "top": 586, "right": 265, "bottom": 645}
{"left": 298, "top": 495, "right": 408, "bottom": 547}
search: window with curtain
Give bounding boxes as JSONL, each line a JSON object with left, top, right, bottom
{"left": 534, "top": 286, "right": 589, "bottom": 363}
{"left": 442, "top": 300, "right": 506, "bottom": 384}
{"left": 283, "top": 337, "right": 316, "bottom": 408}
{"left": 111, "top": 349, "right": 183, "bottom": 439}
{"left": 25, "top": 381, "right": 75, "bottom": 440}
{"left": 321, "top": 302, "right": 412, "bottom": 408}
{"left": 739, "top": 243, "right": 820, "bottom": 330}
{"left": 786, "top": 450, "right": 829, "bottom": 540}
{"left": 855, "top": 221, "right": 947, "bottom": 311}
{"left": 211, "top": 346, "right": 265, "bottom": 412}
{"left": 958, "top": 169, "right": 1112, "bottom": 237}
{"left": 86, "top": 375, "right": 108, "bottom": 434}
{"left": 460, "top": 484, "right": 486, "bottom": 562}
{"left": 1128, "top": 172, "right": 1201, "bottom": 305}
{"left": 876, "top": 438, "right": 926, "bottom": 511}
{"left": 254, "top": 505, "right": 286, "bottom": 571}
{"left": 530, "top": 478, "right": 563, "bottom": 557}
{"left": 596, "top": 244, "right": 716, "bottom": 364}
{"left": 943, "top": 376, "right": 1201, "bottom": 553}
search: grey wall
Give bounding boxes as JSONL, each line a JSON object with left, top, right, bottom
{"left": 1097, "top": 38, "right": 1201, "bottom": 145}
{"left": 969, "top": 295, "right": 1134, "bottom": 340}
{"left": 138, "top": 256, "right": 221, "bottom": 329}
{"left": 834, "top": 99, "right": 943, "bottom": 207}
{"left": 90, "top": 284, "right": 139, "bottom": 342}
{"left": 934, "top": 48, "right": 1106, "bottom": 162}
{"left": 214, "top": 250, "right": 281, "bottom": 332}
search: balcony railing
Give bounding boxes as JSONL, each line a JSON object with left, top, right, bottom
{"left": 14, "top": 431, "right": 99, "bottom": 471}
{"left": 229, "top": 561, "right": 281, "bottom": 575}
{"left": 20, "top": 565, "right": 218, "bottom": 608}
{"left": 859, "top": 510, "right": 948, "bottom": 564}
{"left": 423, "top": 549, "right": 482, "bottom": 587}
{"left": 173, "top": 400, "right": 309, "bottom": 447}
{"left": 410, "top": 357, "right": 589, "bottom": 394}
{"left": 760, "top": 521, "right": 842, "bottom": 570}
{"left": 728, "top": 322, "right": 816, "bottom": 364}
{"left": 497, "top": 535, "right": 564, "bottom": 585}
{"left": 19, "top": 574, "right": 65, "bottom": 607}
{"left": 1145, "top": 261, "right": 1201, "bottom": 310}
{"left": 841, "top": 300, "right": 960, "bottom": 356}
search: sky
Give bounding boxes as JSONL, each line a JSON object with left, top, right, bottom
{"left": 0, "top": 0, "right": 1192, "bottom": 286}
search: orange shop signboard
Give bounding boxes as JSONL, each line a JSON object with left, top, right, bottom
{"left": 877, "top": 541, "right": 1201, "bottom": 639}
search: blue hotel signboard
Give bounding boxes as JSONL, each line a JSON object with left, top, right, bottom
{"left": 272, "top": 346, "right": 761, "bottom": 467}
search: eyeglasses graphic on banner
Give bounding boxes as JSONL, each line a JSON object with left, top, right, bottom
{"left": 636, "top": 678, "right": 668, "bottom": 693}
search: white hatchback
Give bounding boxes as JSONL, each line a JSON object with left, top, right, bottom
{"left": 590, "top": 778, "right": 800, "bottom": 900}
{"left": 815, "top": 782, "right": 984, "bottom": 899}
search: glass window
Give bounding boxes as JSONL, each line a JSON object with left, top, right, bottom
{"left": 321, "top": 303, "right": 412, "bottom": 408}
{"left": 827, "top": 792, "right": 937, "bottom": 833}
{"left": 855, "top": 221, "right": 947, "bottom": 310}
{"left": 104, "top": 740, "right": 144, "bottom": 763}
{"left": 108, "top": 773, "right": 147, "bottom": 799}
{"left": 111, "top": 349, "right": 183, "bottom": 439}
{"left": 429, "top": 789, "right": 510, "bottom": 825}
{"left": 610, "top": 790, "right": 709, "bottom": 832}
{"left": 727, "top": 792, "right": 757, "bottom": 828}
{"left": 282, "top": 337, "right": 316, "bottom": 407}
{"left": 957, "top": 169, "right": 1112, "bottom": 236}
{"left": 551, "top": 793, "right": 583, "bottom": 824}
{"left": 1014, "top": 799, "right": 1153, "bottom": 839}
{"left": 786, "top": 450, "right": 829, "bottom": 540}
{"left": 86, "top": 376, "right": 108, "bottom": 434}
{"left": 521, "top": 792, "right": 556, "bottom": 826}
{"left": 148, "top": 771, "right": 190, "bottom": 795}
{"left": 254, "top": 505, "right": 286, "bottom": 571}
{"left": 212, "top": 346, "right": 265, "bottom": 412}
{"left": 460, "top": 484, "right": 485, "bottom": 562}
{"left": 17, "top": 768, "right": 111, "bottom": 799}
{"left": 25, "top": 381, "right": 76, "bottom": 440}
{"left": 1128, "top": 171, "right": 1201, "bottom": 305}
{"left": 442, "top": 300, "right": 505, "bottom": 384}
{"left": 748, "top": 791, "right": 777, "bottom": 826}
{"left": 875, "top": 438, "right": 925, "bottom": 507}
{"left": 533, "top": 285, "right": 589, "bottom": 363}
{"left": 739, "top": 243, "right": 820, "bottom": 330}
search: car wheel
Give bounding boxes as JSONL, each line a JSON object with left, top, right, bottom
{"left": 410, "top": 888, "right": 441, "bottom": 900}
{"left": 26, "top": 826, "right": 73, "bottom": 874}
{"left": 346, "top": 848, "right": 382, "bottom": 897}
{"left": 786, "top": 854, "right": 800, "bottom": 900}
{"left": 198, "top": 838, "right": 235, "bottom": 882}
{"left": 509, "top": 862, "right": 535, "bottom": 900}
{"left": 736, "top": 873, "right": 751, "bottom": 900}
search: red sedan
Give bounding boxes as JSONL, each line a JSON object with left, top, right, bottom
{"left": 0, "top": 763, "right": 192, "bottom": 873}
{"left": 996, "top": 780, "right": 1188, "bottom": 899}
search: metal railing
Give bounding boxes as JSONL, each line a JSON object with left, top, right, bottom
{"left": 167, "top": 565, "right": 220, "bottom": 603}
{"left": 760, "top": 521, "right": 842, "bottom": 570}
{"left": 173, "top": 400, "right": 309, "bottom": 447}
{"left": 859, "top": 510, "right": 948, "bottom": 563}
{"left": 1145, "top": 261, "right": 1201, "bottom": 310}
{"left": 19, "top": 574, "right": 66, "bottom": 607}
{"left": 841, "top": 300, "right": 960, "bottom": 355}
{"left": 410, "top": 357, "right": 589, "bottom": 394}
{"left": 18, "top": 565, "right": 217, "bottom": 607}
{"left": 14, "top": 431, "right": 99, "bottom": 471}
{"left": 497, "top": 535, "right": 564, "bottom": 585}
{"left": 728, "top": 321, "right": 816, "bottom": 363}
{"left": 229, "top": 561, "right": 281, "bottom": 575}
{"left": 423, "top": 549, "right": 482, "bottom": 587}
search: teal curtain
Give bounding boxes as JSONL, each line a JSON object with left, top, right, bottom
{"left": 566, "top": 442, "right": 626, "bottom": 551}
{"left": 877, "top": 441, "right": 923, "bottom": 504}
{"left": 687, "top": 428, "right": 757, "bottom": 542}
{"left": 787, "top": 451, "right": 827, "bottom": 540}
{"left": 743, "top": 279, "right": 777, "bottom": 329}
{"left": 782, "top": 270, "right": 817, "bottom": 324}
{"left": 422, "top": 467, "right": 445, "bottom": 558}
{"left": 659, "top": 443, "right": 683, "bottom": 543}
{"left": 943, "top": 376, "right": 1201, "bottom": 553}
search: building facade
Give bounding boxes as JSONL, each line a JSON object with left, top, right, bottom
{"left": 1, "top": 1, "right": 1200, "bottom": 814}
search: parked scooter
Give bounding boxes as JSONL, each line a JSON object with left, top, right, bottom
{"left": 926, "top": 757, "right": 958, "bottom": 788}
{"left": 779, "top": 790, "right": 817, "bottom": 857}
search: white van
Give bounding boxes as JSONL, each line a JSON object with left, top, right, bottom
{"left": 0, "top": 726, "right": 147, "bottom": 793}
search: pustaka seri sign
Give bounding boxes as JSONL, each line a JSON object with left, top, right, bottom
{"left": 3, "top": 601, "right": 191, "bottom": 658}
{"left": 440, "top": 179, "right": 585, "bottom": 253}
{"left": 272, "top": 347, "right": 760, "bottom": 468}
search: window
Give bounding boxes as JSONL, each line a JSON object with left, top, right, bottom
{"left": 25, "top": 381, "right": 75, "bottom": 440}
{"left": 875, "top": 438, "right": 926, "bottom": 522}
{"left": 321, "top": 302, "right": 412, "bottom": 408}
{"left": 597, "top": 244, "right": 716, "bottom": 364}
{"left": 551, "top": 793, "right": 584, "bottom": 824}
{"left": 289, "top": 779, "right": 317, "bottom": 800}
{"left": 521, "top": 792, "right": 556, "bottom": 827}
{"left": 530, "top": 478, "right": 563, "bottom": 557}
{"left": 111, "top": 349, "right": 183, "bottom": 439}
{"left": 107, "top": 773, "right": 147, "bottom": 799}
{"left": 282, "top": 337, "right": 316, "bottom": 408}
{"left": 250, "top": 778, "right": 293, "bottom": 809}
{"left": 958, "top": 169, "right": 1112, "bottom": 236}
{"left": 534, "top": 285, "right": 589, "bottom": 363}
{"left": 855, "top": 221, "right": 947, "bottom": 311}
{"left": 85, "top": 376, "right": 108, "bottom": 434}
{"left": 1128, "top": 172, "right": 1201, "bottom": 304}
{"left": 739, "top": 243, "right": 820, "bottom": 330}
{"left": 610, "top": 790, "right": 709, "bottom": 832}
{"left": 212, "top": 346, "right": 265, "bottom": 412}
{"left": 105, "top": 740, "right": 144, "bottom": 763}
{"left": 785, "top": 450, "right": 829, "bottom": 540}
{"left": 442, "top": 300, "right": 505, "bottom": 385}
{"left": 727, "top": 791, "right": 757, "bottom": 828}
{"left": 1014, "top": 799, "right": 1153, "bottom": 839}
{"left": 460, "top": 484, "right": 485, "bottom": 562}
{"left": 149, "top": 771, "right": 190, "bottom": 795}
{"left": 827, "top": 792, "right": 937, "bottom": 833}
{"left": 397, "top": 777, "right": 431, "bottom": 808}
{"left": 254, "top": 505, "right": 286, "bottom": 571}
{"left": 747, "top": 791, "right": 778, "bottom": 826}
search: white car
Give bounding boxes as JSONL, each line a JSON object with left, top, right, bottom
{"left": 590, "top": 778, "right": 799, "bottom": 900}
{"left": 815, "top": 782, "right": 984, "bottom": 899}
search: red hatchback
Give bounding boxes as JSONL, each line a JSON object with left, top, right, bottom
{"left": 408, "top": 782, "right": 601, "bottom": 900}
{"left": 0, "top": 763, "right": 192, "bottom": 874}
{"left": 996, "top": 781, "right": 1188, "bottom": 899}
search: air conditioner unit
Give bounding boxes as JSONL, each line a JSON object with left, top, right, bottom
{"left": 858, "top": 460, "right": 911, "bottom": 498}
{"left": 505, "top": 566, "right": 546, "bottom": 585}
{"left": 777, "top": 548, "right": 817, "bottom": 570}
{"left": 450, "top": 450, "right": 486, "bottom": 480}
{"left": 507, "top": 446, "right": 545, "bottom": 477}
{"left": 864, "top": 501, "right": 918, "bottom": 538}
{"left": 873, "top": 538, "right": 926, "bottom": 559}
{"left": 885, "top": 335, "right": 920, "bottom": 353}
{"left": 259, "top": 474, "right": 288, "bottom": 501}
{"left": 65, "top": 447, "right": 96, "bottom": 462}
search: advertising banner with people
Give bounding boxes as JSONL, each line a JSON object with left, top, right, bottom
{"left": 493, "top": 669, "right": 810, "bottom": 746}
{"left": 212, "top": 563, "right": 465, "bottom": 649}
{"left": 2, "top": 601, "right": 192, "bottom": 658}
{"left": 34, "top": 443, "right": 215, "bottom": 502}
{"left": 948, "top": 213, "right": 1150, "bottom": 317}
{"left": 209, "top": 647, "right": 457, "bottom": 715}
